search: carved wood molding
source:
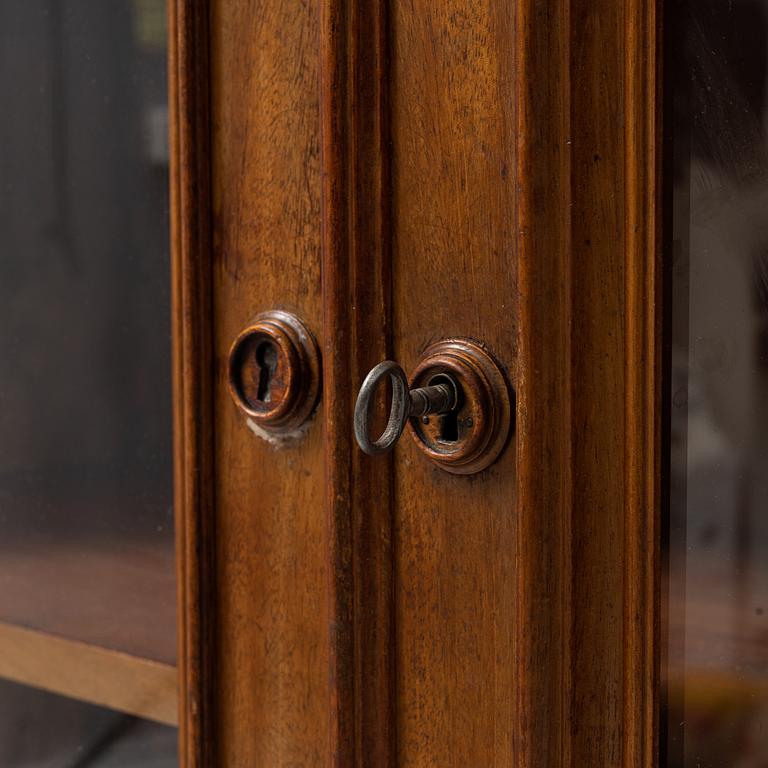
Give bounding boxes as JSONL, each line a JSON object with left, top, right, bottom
{"left": 516, "top": 0, "right": 662, "bottom": 765}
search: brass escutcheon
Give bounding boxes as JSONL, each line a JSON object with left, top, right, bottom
{"left": 407, "top": 339, "right": 512, "bottom": 474}
{"left": 227, "top": 310, "right": 321, "bottom": 433}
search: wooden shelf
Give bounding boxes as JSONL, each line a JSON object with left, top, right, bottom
{"left": 0, "top": 621, "right": 178, "bottom": 726}
{"left": 0, "top": 538, "right": 176, "bottom": 664}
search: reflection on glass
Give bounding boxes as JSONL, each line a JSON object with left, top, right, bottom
{"left": 0, "top": 680, "right": 177, "bottom": 768}
{"left": 0, "top": 0, "right": 174, "bottom": 658}
{"left": 0, "top": 0, "right": 176, "bottom": 763}
{"left": 666, "top": 0, "right": 768, "bottom": 765}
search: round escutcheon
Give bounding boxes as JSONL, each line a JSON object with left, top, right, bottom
{"left": 227, "top": 310, "right": 321, "bottom": 433}
{"left": 406, "top": 339, "right": 512, "bottom": 475}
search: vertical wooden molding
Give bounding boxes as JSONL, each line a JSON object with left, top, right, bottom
{"left": 319, "top": 1, "right": 356, "bottom": 763}
{"left": 319, "top": 0, "right": 394, "bottom": 766}
{"left": 516, "top": 0, "right": 573, "bottom": 765}
{"left": 347, "top": 1, "right": 396, "bottom": 764}
{"left": 623, "top": 0, "right": 662, "bottom": 765}
{"left": 168, "top": 2, "right": 215, "bottom": 766}
{"left": 518, "top": 0, "right": 662, "bottom": 765}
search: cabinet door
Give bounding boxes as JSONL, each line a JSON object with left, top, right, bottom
{"left": 0, "top": 1, "right": 178, "bottom": 765}
{"left": 174, "top": 0, "right": 663, "bottom": 766}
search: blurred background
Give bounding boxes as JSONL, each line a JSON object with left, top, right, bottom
{"left": 667, "top": 0, "right": 768, "bottom": 765}
{"left": 0, "top": 1, "right": 176, "bottom": 764}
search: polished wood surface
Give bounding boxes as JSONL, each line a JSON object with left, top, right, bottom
{"left": 516, "top": 0, "right": 573, "bottom": 763}
{"left": 169, "top": 0, "right": 216, "bottom": 764}
{"left": 568, "top": 0, "right": 629, "bottom": 762}
{"left": 171, "top": 0, "right": 663, "bottom": 765}
{"left": 623, "top": 1, "right": 662, "bottom": 764}
{"left": 0, "top": 622, "right": 177, "bottom": 726}
{"left": 390, "top": 3, "right": 517, "bottom": 764}
{"left": 518, "top": 0, "right": 662, "bottom": 764}
{"left": 572, "top": 0, "right": 661, "bottom": 763}
{"left": 209, "top": 0, "right": 329, "bottom": 765}
{"left": 319, "top": 0, "right": 394, "bottom": 762}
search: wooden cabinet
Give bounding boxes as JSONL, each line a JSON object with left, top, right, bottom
{"left": 14, "top": 0, "right": 768, "bottom": 766}
{"left": 172, "top": 0, "right": 660, "bottom": 766}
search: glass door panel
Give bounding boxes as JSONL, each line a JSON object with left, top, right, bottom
{"left": 0, "top": 680, "right": 176, "bottom": 768}
{"left": 0, "top": 0, "right": 176, "bottom": 763}
{"left": 666, "top": 0, "right": 768, "bottom": 764}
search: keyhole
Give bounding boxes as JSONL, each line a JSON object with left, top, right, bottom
{"left": 439, "top": 410, "right": 459, "bottom": 443}
{"left": 255, "top": 341, "right": 278, "bottom": 403}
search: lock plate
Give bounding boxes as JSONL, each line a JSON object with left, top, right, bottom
{"left": 407, "top": 339, "right": 512, "bottom": 474}
{"left": 227, "top": 310, "right": 321, "bottom": 433}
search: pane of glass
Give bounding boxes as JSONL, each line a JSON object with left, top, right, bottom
{"left": 0, "top": 1, "right": 174, "bottom": 662}
{"left": 665, "top": 0, "right": 768, "bottom": 764}
{"left": 0, "top": 680, "right": 177, "bottom": 767}
{"left": 0, "top": 0, "right": 176, "bottom": 759}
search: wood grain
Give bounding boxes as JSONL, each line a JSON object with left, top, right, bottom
{"left": 390, "top": 2, "right": 518, "bottom": 764}
{"left": 209, "top": 0, "right": 329, "bottom": 764}
{"left": 169, "top": 0, "right": 664, "bottom": 764}
{"left": 0, "top": 622, "right": 178, "bottom": 726}
{"left": 318, "top": 0, "right": 357, "bottom": 761}
{"left": 623, "top": 0, "right": 662, "bottom": 764}
{"left": 568, "top": 0, "right": 626, "bottom": 763}
{"left": 516, "top": 0, "right": 573, "bottom": 763}
{"left": 566, "top": 0, "right": 662, "bottom": 763}
{"left": 516, "top": 0, "right": 663, "bottom": 765}
{"left": 319, "top": 0, "right": 394, "bottom": 764}
{"left": 168, "top": 1, "right": 215, "bottom": 765}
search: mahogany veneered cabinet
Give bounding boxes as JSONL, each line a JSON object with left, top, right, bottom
{"left": 5, "top": 0, "right": 768, "bottom": 765}
{"left": 173, "top": 0, "right": 660, "bottom": 765}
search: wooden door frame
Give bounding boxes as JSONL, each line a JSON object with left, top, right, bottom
{"left": 168, "top": 4, "right": 215, "bottom": 767}
{"left": 517, "top": 0, "right": 662, "bottom": 764}
{"left": 168, "top": 0, "right": 663, "bottom": 765}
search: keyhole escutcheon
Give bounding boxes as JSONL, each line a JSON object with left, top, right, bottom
{"left": 227, "top": 310, "right": 321, "bottom": 434}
